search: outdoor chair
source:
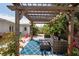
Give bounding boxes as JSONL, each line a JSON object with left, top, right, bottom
{"left": 39, "top": 40, "right": 51, "bottom": 55}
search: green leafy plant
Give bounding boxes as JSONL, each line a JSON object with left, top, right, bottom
{"left": 0, "top": 32, "right": 17, "bottom": 56}
{"left": 72, "top": 47, "right": 79, "bottom": 56}
{"left": 49, "top": 14, "right": 68, "bottom": 40}
{"left": 32, "top": 24, "right": 39, "bottom": 36}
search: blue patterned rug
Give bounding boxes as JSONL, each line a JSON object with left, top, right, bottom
{"left": 20, "top": 40, "right": 53, "bottom": 55}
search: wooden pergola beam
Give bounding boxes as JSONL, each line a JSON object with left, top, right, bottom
{"left": 33, "top": 21, "right": 49, "bottom": 24}
{"left": 7, "top": 5, "right": 78, "bottom": 11}
{"left": 27, "top": 11, "right": 59, "bottom": 14}
{"left": 27, "top": 16, "right": 54, "bottom": 19}
{"left": 24, "top": 15, "right": 53, "bottom": 22}
{"left": 31, "top": 19, "right": 51, "bottom": 21}
{"left": 24, "top": 14, "right": 54, "bottom": 22}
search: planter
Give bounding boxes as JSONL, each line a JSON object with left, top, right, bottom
{"left": 53, "top": 39, "right": 68, "bottom": 54}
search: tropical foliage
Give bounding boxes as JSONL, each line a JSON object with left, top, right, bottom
{"left": 0, "top": 32, "right": 17, "bottom": 56}
{"left": 41, "top": 24, "right": 50, "bottom": 35}
{"left": 32, "top": 24, "right": 39, "bottom": 36}
{"left": 49, "top": 14, "right": 68, "bottom": 40}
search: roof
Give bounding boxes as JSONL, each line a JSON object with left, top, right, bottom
{"left": 0, "top": 18, "right": 14, "bottom": 24}
{"left": 0, "top": 18, "right": 30, "bottom": 25}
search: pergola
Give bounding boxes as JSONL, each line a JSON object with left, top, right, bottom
{"left": 7, "top": 3, "right": 79, "bottom": 56}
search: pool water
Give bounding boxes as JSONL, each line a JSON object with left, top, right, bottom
{"left": 20, "top": 39, "right": 53, "bottom": 55}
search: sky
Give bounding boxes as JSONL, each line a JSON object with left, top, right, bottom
{"left": 0, "top": 3, "right": 44, "bottom": 27}
{"left": 0, "top": 3, "right": 13, "bottom": 16}
{"left": 0, "top": 3, "right": 31, "bottom": 24}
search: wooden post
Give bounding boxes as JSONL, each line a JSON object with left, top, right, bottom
{"left": 67, "top": 11, "right": 74, "bottom": 56}
{"left": 30, "top": 21, "right": 33, "bottom": 39}
{"left": 15, "top": 10, "right": 22, "bottom": 56}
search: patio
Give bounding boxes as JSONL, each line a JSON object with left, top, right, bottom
{"left": 7, "top": 3, "right": 79, "bottom": 56}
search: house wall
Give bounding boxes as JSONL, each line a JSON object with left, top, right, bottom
{"left": 0, "top": 18, "right": 30, "bottom": 35}
{"left": 20, "top": 24, "right": 30, "bottom": 36}
{"left": 0, "top": 21, "right": 14, "bottom": 33}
